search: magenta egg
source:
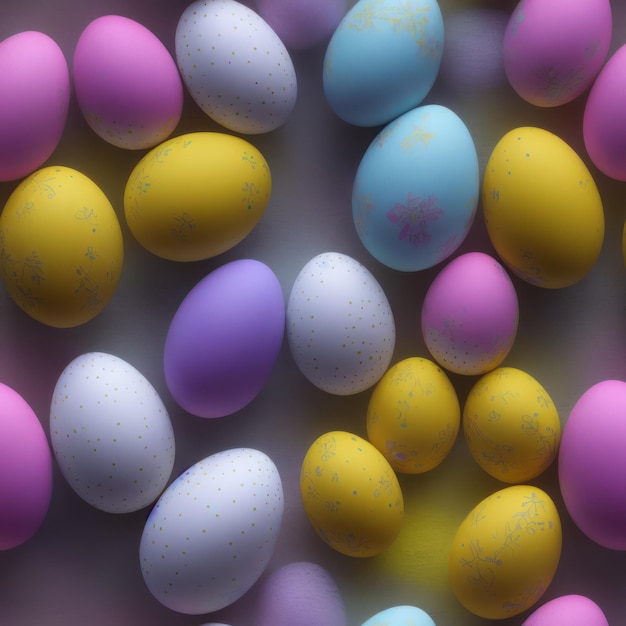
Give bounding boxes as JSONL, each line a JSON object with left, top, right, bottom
{"left": 584, "top": 43, "right": 626, "bottom": 181}
{"left": 559, "top": 380, "right": 626, "bottom": 550}
{"left": 255, "top": 0, "right": 347, "bottom": 50}
{"left": 0, "top": 383, "right": 52, "bottom": 549}
{"left": 421, "top": 252, "right": 518, "bottom": 376}
{"left": 255, "top": 562, "right": 347, "bottom": 626}
{"left": 503, "top": 0, "right": 612, "bottom": 107}
{"left": 164, "top": 259, "right": 285, "bottom": 418}
{"left": 0, "top": 31, "right": 70, "bottom": 182}
{"left": 73, "top": 15, "right": 183, "bottom": 150}
{"left": 521, "top": 594, "right": 608, "bottom": 626}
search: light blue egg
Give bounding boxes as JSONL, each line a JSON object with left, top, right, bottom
{"left": 360, "top": 605, "right": 437, "bottom": 626}
{"left": 323, "top": 0, "right": 444, "bottom": 127}
{"left": 352, "top": 104, "right": 479, "bottom": 272}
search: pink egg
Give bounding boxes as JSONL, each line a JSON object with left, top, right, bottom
{"left": 0, "top": 31, "right": 70, "bottom": 182}
{"left": 584, "top": 43, "right": 626, "bottom": 181}
{"left": 503, "top": 0, "right": 612, "bottom": 107}
{"left": 0, "top": 383, "right": 52, "bottom": 549}
{"left": 254, "top": 0, "right": 347, "bottom": 50}
{"left": 558, "top": 380, "right": 626, "bottom": 550}
{"left": 255, "top": 562, "right": 347, "bottom": 626}
{"left": 421, "top": 252, "right": 518, "bottom": 376}
{"left": 73, "top": 15, "right": 183, "bottom": 150}
{"left": 164, "top": 259, "right": 285, "bottom": 418}
{"left": 521, "top": 594, "right": 608, "bottom": 626}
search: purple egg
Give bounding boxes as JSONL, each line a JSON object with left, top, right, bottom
{"left": 164, "top": 259, "right": 285, "bottom": 418}
{"left": 255, "top": 0, "right": 347, "bottom": 50}
{"left": 255, "top": 562, "right": 347, "bottom": 626}
{"left": 558, "top": 380, "right": 626, "bottom": 550}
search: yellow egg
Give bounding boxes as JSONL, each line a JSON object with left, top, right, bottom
{"left": 463, "top": 367, "right": 561, "bottom": 483}
{"left": 0, "top": 165, "right": 123, "bottom": 328}
{"left": 300, "top": 430, "right": 404, "bottom": 557}
{"left": 366, "top": 357, "right": 460, "bottom": 474}
{"left": 124, "top": 131, "right": 271, "bottom": 262}
{"left": 483, "top": 127, "right": 604, "bottom": 288}
{"left": 448, "top": 485, "right": 562, "bottom": 619}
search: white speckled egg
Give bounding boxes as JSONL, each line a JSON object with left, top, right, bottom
{"left": 175, "top": 0, "right": 297, "bottom": 134}
{"left": 286, "top": 252, "right": 396, "bottom": 395}
{"left": 140, "top": 448, "right": 284, "bottom": 615}
{"left": 50, "top": 352, "right": 175, "bottom": 514}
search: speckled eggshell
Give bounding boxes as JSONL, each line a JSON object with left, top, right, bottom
{"left": 503, "top": 0, "right": 612, "bottom": 107}
{"left": 522, "top": 594, "right": 609, "bottom": 626}
{"left": 421, "top": 252, "right": 519, "bottom": 376}
{"left": 140, "top": 448, "right": 284, "bottom": 615}
{"left": 558, "top": 380, "right": 626, "bottom": 550}
{"left": 0, "top": 31, "right": 70, "bottom": 182}
{"left": 50, "top": 352, "right": 175, "bottom": 514}
{"left": 175, "top": 0, "right": 297, "bottom": 134}
{"left": 360, "top": 605, "right": 436, "bottom": 626}
{"left": 73, "top": 15, "right": 183, "bottom": 150}
{"left": 0, "top": 383, "right": 52, "bottom": 550}
{"left": 163, "top": 259, "right": 285, "bottom": 418}
{"left": 255, "top": 561, "right": 347, "bottom": 626}
{"left": 286, "top": 252, "right": 396, "bottom": 395}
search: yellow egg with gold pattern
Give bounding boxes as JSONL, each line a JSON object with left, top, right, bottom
{"left": 124, "top": 131, "right": 271, "bottom": 262}
{"left": 448, "top": 484, "right": 562, "bottom": 619}
{"left": 300, "top": 430, "right": 404, "bottom": 557}
{"left": 0, "top": 165, "right": 123, "bottom": 328}
{"left": 483, "top": 127, "right": 604, "bottom": 288}
{"left": 367, "top": 357, "right": 460, "bottom": 474}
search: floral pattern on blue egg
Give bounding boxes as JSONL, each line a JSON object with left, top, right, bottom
{"left": 352, "top": 104, "right": 479, "bottom": 272}
{"left": 324, "top": 0, "right": 444, "bottom": 127}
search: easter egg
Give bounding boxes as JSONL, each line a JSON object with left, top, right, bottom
{"left": 286, "top": 252, "right": 395, "bottom": 395}
{"left": 175, "top": 0, "right": 297, "bottom": 134}
{"left": 0, "top": 383, "right": 52, "bottom": 550}
{"left": 421, "top": 252, "right": 519, "bottom": 376}
{"left": 360, "top": 605, "right": 436, "bottom": 626}
{"left": 323, "top": 0, "right": 444, "bottom": 127}
{"left": 164, "top": 259, "right": 285, "bottom": 418}
{"left": 50, "top": 352, "right": 175, "bottom": 514}
{"left": 558, "top": 380, "right": 626, "bottom": 550}
{"left": 584, "top": 43, "right": 626, "bottom": 182}
{"left": 300, "top": 431, "right": 404, "bottom": 557}
{"left": 366, "top": 357, "right": 460, "bottom": 474}
{"left": 73, "top": 15, "right": 183, "bottom": 150}
{"left": 463, "top": 367, "right": 561, "bottom": 483}
{"left": 352, "top": 104, "right": 479, "bottom": 271}
{"left": 483, "top": 126, "right": 604, "bottom": 288}
{"left": 255, "top": 0, "right": 347, "bottom": 50}
{"left": 255, "top": 562, "right": 347, "bottom": 626}
{"left": 140, "top": 448, "right": 284, "bottom": 614}
{"left": 522, "top": 594, "right": 609, "bottom": 626}
{"left": 124, "top": 132, "right": 271, "bottom": 262}
{"left": 503, "top": 0, "right": 612, "bottom": 107}
{"left": 448, "top": 485, "right": 562, "bottom": 619}
{"left": 0, "top": 165, "right": 124, "bottom": 328}
{"left": 0, "top": 31, "right": 70, "bottom": 182}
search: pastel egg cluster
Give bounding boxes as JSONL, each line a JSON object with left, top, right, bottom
{"left": 0, "top": 0, "right": 624, "bottom": 625}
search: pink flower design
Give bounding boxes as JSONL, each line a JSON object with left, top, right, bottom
{"left": 387, "top": 193, "right": 443, "bottom": 245}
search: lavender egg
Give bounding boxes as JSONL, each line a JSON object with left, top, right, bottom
{"left": 164, "top": 259, "right": 285, "bottom": 418}
{"left": 255, "top": 562, "right": 347, "bottom": 626}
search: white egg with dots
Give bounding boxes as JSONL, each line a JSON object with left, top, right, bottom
{"left": 50, "top": 352, "right": 175, "bottom": 514}
{"left": 287, "top": 252, "right": 396, "bottom": 395}
{"left": 175, "top": 0, "right": 297, "bottom": 134}
{"left": 140, "top": 448, "right": 284, "bottom": 615}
